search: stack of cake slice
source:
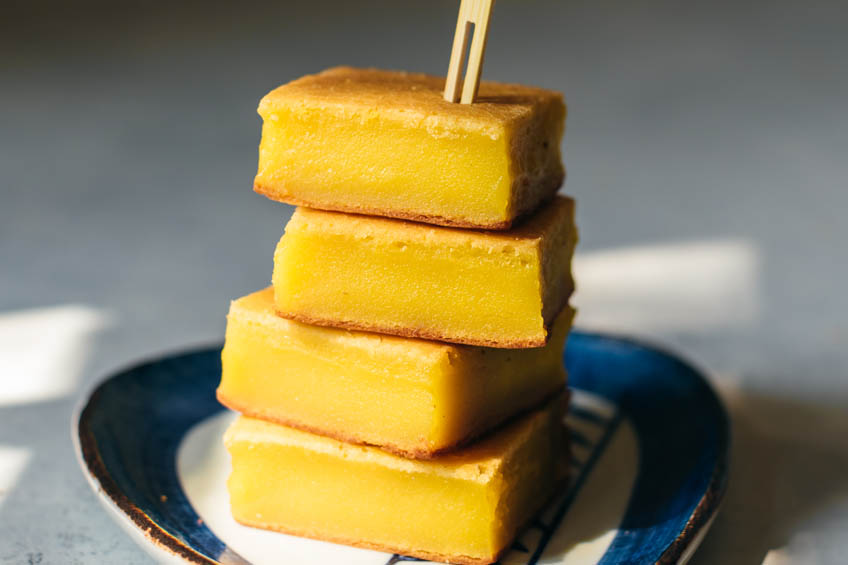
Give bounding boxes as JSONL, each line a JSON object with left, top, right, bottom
{"left": 218, "top": 67, "right": 578, "bottom": 565}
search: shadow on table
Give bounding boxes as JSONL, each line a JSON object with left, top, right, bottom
{"left": 0, "top": 321, "right": 173, "bottom": 563}
{"left": 691, "top": 383, "right": 848, "bottom": 565}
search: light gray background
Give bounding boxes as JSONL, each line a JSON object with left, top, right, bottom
{"left": 1, "top": 0, "right": 846, "bottom": 563}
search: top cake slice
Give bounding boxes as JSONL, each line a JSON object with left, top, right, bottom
{"left": 254, "top": 67, "right": 566, "bottom": 229}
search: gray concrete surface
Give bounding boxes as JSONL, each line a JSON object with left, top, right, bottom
{"left": 1, "top": 0, "right": 846, "bottom": 563}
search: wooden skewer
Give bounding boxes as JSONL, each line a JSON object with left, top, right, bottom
{"left": 444, "top": 0, "right": 495, "bottom": 104}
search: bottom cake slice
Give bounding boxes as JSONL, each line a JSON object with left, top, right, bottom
{"left": 224, "top": 394, "right": 567, "bottom": 565}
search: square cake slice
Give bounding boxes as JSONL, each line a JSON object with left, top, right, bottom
{"left": 273, "top": 196, "right": 577, "bottom": 348}
{"left": 255, "top": 66, "right": 565, "bottom": 229}
{"left": 224, "top": 394, "right": 567, "bottom": 565}
{"left": 218, "top": 287, "right": 572, "bottom": 458}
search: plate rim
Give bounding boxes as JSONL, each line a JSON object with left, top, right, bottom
{"left": 572, "top": 331, "right": 731, "bottom": 565}
{"left": 72, "top": 331, "right": 729, "bottom": 565}
{"left": 71, "top": 342, "right": 224, "bottom": 565}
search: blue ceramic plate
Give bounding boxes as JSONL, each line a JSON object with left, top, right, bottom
{"left": 73, "top": 331, "right": 728, "bottom": 565}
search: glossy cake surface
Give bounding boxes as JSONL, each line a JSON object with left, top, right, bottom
{"left": 255, "top": 67, "right": 566, "bottom": 229}
{"left": 218, "top": 288, "right": 572, "bottom": 457}
{"left": 224, "top": 396, "right": 565, "bottom": 565}
{"left": 273, "top": 196, "right": 577, "bottom": 348}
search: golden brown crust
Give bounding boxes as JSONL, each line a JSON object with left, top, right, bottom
{"left": 217, "top": 386, "right": 566, "bottom": 460}
{"left": 509, "top": 171, "right": 564, "bottom": 222}
{"left": 232, "top": 515, "right": 501, "bottom": 565}
{"left": 261, "top": 66, "right": 563, "bottom": 132}
{"left": 541, "top": 257, "right": 576, "bottom": 336}
{"left": 255, "top": 176, "right": 563, "bottom": 231}
{"left": 507, "top": 91, "right": 566, "bottom": 221}
{"left": 539, "top": 198, "right": 578, "bottom": 330}
{"left": 255, "top": 182, "right": 514, "bottom": 230}
{"left": 284, "top": 194, "right": 575, "bottom": 249}
{"left": 273, "top": 307, "right": 564, "bottom": 349}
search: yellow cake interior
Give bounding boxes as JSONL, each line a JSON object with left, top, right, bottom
{"left": 225, "top": 396, "right": 564, "bottom": 564}
{"left": 255, "top": 67, "right": 565, "bottom": 229}
{"left": 218, "top": 287, "right": 572, "bottom": 456}
{"left": 273, "top": 196, "right": 577, "bottom": 348}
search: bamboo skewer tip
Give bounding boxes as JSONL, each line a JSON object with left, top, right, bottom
{"left": 443, "top": 0, "right": 495, "bottom": 104}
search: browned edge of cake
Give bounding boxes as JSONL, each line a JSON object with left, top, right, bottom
{"left": 255, "top": 182, "right": 566, "bottom": 231}
{"left": 507, "top": 87, "right": 566, "bottom": 222}
{"left": 273, "top": 299, "right": 572, "bottom": 349}
{"left": 217, "top": 386, "right": 566, "bottom": 460}
{"left": 508, "top": 171, "right": 564, "bottom": 223}
{"left": 231, "top": 515, "right": 499, "bottom": 565}
{"left": 538, "top": 197, "right": 578, "bottom": 336}
{"left": 255, "top": 183, "right": 515, "bottom": 230}
{"left": 540, "top": 256, "right": 575, "bottom": 343}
